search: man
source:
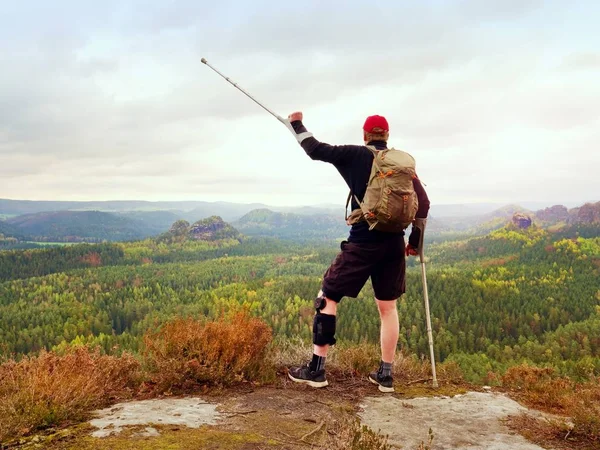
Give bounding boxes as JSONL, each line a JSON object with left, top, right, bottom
{"left": 287, "top": 112, "right": 430, "bottom": 392}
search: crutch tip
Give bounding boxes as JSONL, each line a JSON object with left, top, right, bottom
{"left": 201, "top": 57, "right": 207, "bottom": 64}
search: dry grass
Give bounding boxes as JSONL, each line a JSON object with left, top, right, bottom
{"left": 501, "top": 364, "right": 575, "bottom": 412}
{"left": 324, "top": 417, "right": 434, "bottom": 450}
{"left": 501, "top": 364, "right": 600, "bottom": 448}
{"left": 271, "top": 339, "right": 464, "bottom": 389}
{"left": 270, "top": 340, "right": 395, "bottom": 379}
{"left": 329, "top": 342, "right": 381, "bottom": 377}
{"left": 507, "top": 412, "right": 600, "bottom": 450}
{"left": 0, "top": 313, "right": 272, "bottom": 443}
{"left": 0, "top": 347, "right": 140, "bottom": 443}
{"left": 324, "top": 417, "right": 392, "bottom": 450}
{"left": 142, "top": 311, "right": 273, "bottom": 394}
{"left": 21, "top": 318, "right": 600, "bottom": 450}
{"left": 329, "top": 343, "right": 464, "bottom": 387}
{"left": 571, "top": 386, "right": 600, "bottom": 440}
{"left": 0, "top": 322, "right": 465, "bottom": 446}
{"left": 268, "top": 336, "right": 314, "bottom": 369}
{"left": 506, "top": 414, "right": 574, "bottom": 450}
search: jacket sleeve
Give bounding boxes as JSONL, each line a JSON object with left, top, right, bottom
{"left": 408, "top": 176, "right": 430, "bottom": 248}
{"left": 291, "top": 120, "right": 362, "bottom": 166}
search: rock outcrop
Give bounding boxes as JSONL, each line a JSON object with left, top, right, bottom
{"left": 571, "top": 201, "right": 600, "bottom": 224}
{"left": 160, "top": 216, "right": 241, "bottom": 243}
{"left": 189, "top": 216, "right": 240, "bottom": 241}
{"left": 512, "top": 212, "right": 532, "bottom": 229}
{"left": 535, "top": 205, "right": 569, "bottom": 223}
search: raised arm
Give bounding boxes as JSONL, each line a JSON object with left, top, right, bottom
{"left": 288, "top": 111, "right": 363, "bottom": 166}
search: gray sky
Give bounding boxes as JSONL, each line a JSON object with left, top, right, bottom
{"left": 1, "top": 0, "right": 599, "bottom": 206}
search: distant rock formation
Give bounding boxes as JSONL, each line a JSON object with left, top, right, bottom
{"left": 512, "top": 213, "right": 532, "bottom": 229}
{"left": 535, "top": 205, "right": 569, "bottom": 223}
{"left": 160, "top": 217, "right": 240, "bottom": 242}
{"left": 190, "top": 216, "right": 239, "bottom": 241}
{"left": 570, "top": 202, "right": 600, "bottom": 224}
{"left": 532, "top": 202, "right": 600, "bottom": 226}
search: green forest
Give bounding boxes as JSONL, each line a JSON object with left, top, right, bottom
{"left": 1, "top": 218, "right": 598, "bottom": 384}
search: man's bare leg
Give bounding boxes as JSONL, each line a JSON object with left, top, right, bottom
{"left": 368, "top": 299, "right": 398, "bottom": 392}
{"left": 376, "top": 299, "right": 399, "bottom": 362}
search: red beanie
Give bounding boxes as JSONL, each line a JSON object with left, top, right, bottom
{"left": 363, "top": 115, "right": 389, "bottom": 132}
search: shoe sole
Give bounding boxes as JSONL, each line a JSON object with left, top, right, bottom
{"left": 368, "top": 375, "right": 395, "bottom": 393}
{"left": 288, "top": 372, "right": 329, "bottom": 388}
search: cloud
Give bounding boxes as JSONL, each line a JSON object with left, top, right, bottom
{"left": 454, "top": 0, "right": 544, "bottom": 21}
{"left": 560, "top": 52, "right": 600, "bottom": 71}
{"left": 1, "top": 0, "right": 599, "bottom": 206}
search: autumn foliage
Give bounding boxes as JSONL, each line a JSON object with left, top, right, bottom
{"left": 0, "top": 347, "right": 140, "bottom": 443}
{"left": 502, "top": 364, "right": 600, "bottom": 446}
{"left": 80, "top": 251, "right": 102, "bottom": 267}
{"left": 142, "top": 311, "right": 273, "bottom": 393}
{"left": 0, "top": 313, "right": 273, "bottom": 443}
{"left": 501, "top": 364, "right": 575, "bottom": 412}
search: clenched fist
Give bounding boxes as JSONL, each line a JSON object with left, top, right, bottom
{"left": 288, "top": 111, "right": 303, "bottom": 122}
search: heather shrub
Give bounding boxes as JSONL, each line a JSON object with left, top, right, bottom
{"left": 506, "top": 372, "right": 600, "bottom": 446}
{"left": 143, "top": 311, "right": 273, "bottom": 392}
{"left": 501, "top": 364, "right": 575, "bottom": 411}
{"left": 0, "top": 347, "right": 140, "bottom": 442}
{"left": 570, "top": 381, "right": 600, "bottom": 445}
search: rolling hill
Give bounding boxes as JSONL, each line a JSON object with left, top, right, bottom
{"left": 114, "top": 211, "right": 183, "bottom": 236}
{"left": 6, "top": 211, "right": 158, "bottom": 242}
{"left": 233, "top": 208, "right": 348, "bottom": 241}
{"left": 2, "top": 199, "right": 598, "bottom": 244}
{"left": 0, "top": 221, "right": 23, "bottom": 239}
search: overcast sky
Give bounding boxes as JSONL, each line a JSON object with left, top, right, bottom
{"left": 1, "top": 0, "right": 599, "bottom": 207}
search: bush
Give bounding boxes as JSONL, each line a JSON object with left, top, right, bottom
{"left": 501, "top": 364, "right": 575, "bottom": 412}
{"left": 0, "top": 347, "right": 140, "bottom": 442}
{"left": 570, "top": 382, "right": 600, "bottom": 444}
{"left": 143, "top": 311, "right": 273, "bottom": 392}
{"left": 503, "top": 365, "right": 600, "bottom": 446}
{"left": 507, "top": 379, "right": 600, "bottom": 447}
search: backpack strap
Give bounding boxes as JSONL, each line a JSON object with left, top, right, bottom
{"left": 346, "top": 191, "right": 368, "bottom": 226}
{"left": 345, "top": 190, "right": 363, "bottom": 216}
{"left": 345, "top": 145, "right": 383, "bottom": 224}
{"left": 365, "top": 145, "right": 386, "bottom": 175}
{"left": 345, "top": 191, "right": 352, "bottom": 222}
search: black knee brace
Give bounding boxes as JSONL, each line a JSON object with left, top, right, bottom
{"left": 313, "top": 313, "right": 336, "bottom": 346}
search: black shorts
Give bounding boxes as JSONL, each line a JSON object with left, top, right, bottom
{"left": 321, "top": 236, "right": 406, "bottom": 302}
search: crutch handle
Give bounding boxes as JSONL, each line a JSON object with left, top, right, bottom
{"left": 413, "top": 218, "right": 427, "bottom": 263}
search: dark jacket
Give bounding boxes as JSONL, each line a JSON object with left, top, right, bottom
{"left": 291, "top": 120, "right": 430, "bottom": 246}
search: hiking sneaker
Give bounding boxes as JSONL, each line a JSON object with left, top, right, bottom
{"left": 368, "top": 367, "right": 394, "bottom": 393}
{"left": 288, "top": 363, "right": 328, "bottom": 388}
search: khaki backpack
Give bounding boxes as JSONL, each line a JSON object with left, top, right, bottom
{"left": 346, "top": 145, "right": 419, "bottom": 232}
